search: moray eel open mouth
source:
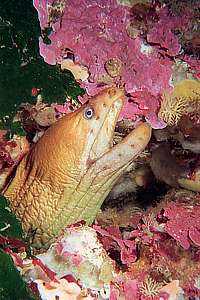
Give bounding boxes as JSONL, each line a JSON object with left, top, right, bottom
{"left": 3, "top": 87, "right": 152, "bottom": 248}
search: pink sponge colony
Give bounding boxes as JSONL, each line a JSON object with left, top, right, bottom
{"left": 33, "top": 0, "right": 190, "bottom": 128}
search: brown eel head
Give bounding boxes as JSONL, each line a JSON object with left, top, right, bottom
{"left": 3, "top": 87, "right": 152, "bottom": 248}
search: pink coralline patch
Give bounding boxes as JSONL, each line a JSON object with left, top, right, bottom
{"left": 119, "top": 100, "right": 141, "bottom": 119}
{"left": 130, "top": 90, "right": 160, "bottom": 113}
{"left": 147, "top": 8, "right": 191, "bottom": 56}
{"left": 33, "top": 0, "right": 49, "bottom": 28}
{"left": 121, "top": 38, "right": 172, "bottom": 96}
{"left": 145, "top": 112, "right": 167, "bottom": 129}
{"left": 54, "top": 101, "right": 74, "bottom": 114}
{"left": 33, "top": 0, "right": 176, "bottom": 128}
{"left": 39, "top": 37, "right": 57, "bottom": 65}
{"left": 110, "top": 278, "right": 139, "bottom": 300}
{"left": 110, "top": 277, "right": 169, "bottom": 300}
{"left": 124, "top": 279, "right": 139, "bottom": 300}
{"left": 124, "top": 219, "right": 166, "bottom": 248}
{"left": 110, "top": 286, "right": 120, "bottom": 300}
{"left": 93, "top": 225, "right": 137, "bottom": 265}
{"left": 55, "top": 244, "right": 83, "bottom": 267}
{"left": 79, "top": 81, "right": 112, "bottom": 97}
{"left": 34, "top": 0, "right": 131, "bottom": 68}
{"left": 120, "top": 90, "right": 167, "bottom": 129}
{"left": 34, "top": 0, "right": 172, "bottom": 94}
{"left": 155, "top": 239, "right": 180, "bottom": 261}
{"left": 162, "top": 203, "right": 200, "bottom": 250}
{"left": 119, "top": 102, "right": 166, "bottom": 129}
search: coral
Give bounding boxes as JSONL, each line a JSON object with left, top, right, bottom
{"left": 35, "top": 278, "right": 95, "bottom": 300}
{"left": 173, "top": 79, "right": 200, "bottom": 100}
{"left": 140, "top": 276, "right": 164, "bottom": 297}
{"left": 158, "top": 93, "right": 188, "bottom": 126}
{"left": 4, "top": 205, "right": 200, "bottom": 299}
{"left": 147, "top": 8, "right": 190, "bottom": 57}
{"left": 161, "top": 202, "right": 200, "bottom": 249}
{"left": 9, "top": 225, "right": 116, "bottom": 299}
{"left": 120, "top": 89, "right": 167, "bottom": 129}
{"left": 37, "top": 225, "right": 116, "bottom": 289}
{"left": 110, "top": 277, "right": 139, "bottom": 300}
{"left": 93, "top": 225, "right": 137, "bottom": 265}
{"left": 34, "top": 0, "right": 180, "bottom": 128}
{"left": 159, "top": 79, "right": 200, "bottom": 125}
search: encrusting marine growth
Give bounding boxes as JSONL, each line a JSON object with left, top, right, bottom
{"left": 159, "top": 79, "right": 200, "bottom": 126}
{"left": 3, "top": 87, "right": 152, "bottom": 248}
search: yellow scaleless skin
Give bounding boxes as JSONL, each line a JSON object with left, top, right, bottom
{"left": 3, "top": 87, "right": 152, "bottom": 248}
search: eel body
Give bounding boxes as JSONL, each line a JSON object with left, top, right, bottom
{"left": 3, "top": 88, "right": 152, "bottom": 248}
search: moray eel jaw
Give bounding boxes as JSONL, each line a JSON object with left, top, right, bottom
{"left": 3, "top": 87, "right": 152, "bottom": 248}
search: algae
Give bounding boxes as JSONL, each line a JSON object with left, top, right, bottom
{"left": 0, "top": 195, "right": 24, "bottom": 239}
{"left": 0, "top": 0, "right": 84, "bottom": 120}
{"left": 0, "top": 249, "right": 37, "bottom": 300}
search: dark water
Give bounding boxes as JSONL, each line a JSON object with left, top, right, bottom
{"left": 0, "top": 0, "right": 83, "bottom": 133}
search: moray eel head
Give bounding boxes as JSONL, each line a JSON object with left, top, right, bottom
{"left": 3, "top": 87, "right": 152, "bottom": 248}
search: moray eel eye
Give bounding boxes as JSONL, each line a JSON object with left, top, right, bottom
{"left": 84, "top": 106, "right": 94, "bottom": 120}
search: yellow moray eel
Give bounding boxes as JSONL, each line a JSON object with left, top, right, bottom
{"left": 3, "top": 87, "right": 152, "bottom": 248}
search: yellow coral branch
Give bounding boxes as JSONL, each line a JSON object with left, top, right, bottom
{"left": 159, "top": 79, "right": 200, "bottom": 126}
